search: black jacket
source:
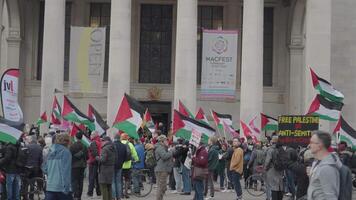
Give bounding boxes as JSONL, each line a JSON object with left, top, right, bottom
{"left": 173, "top": 145, "right": 188, "bottom": 167}
{"left": 289, "top": 161, "right": 309, "bottom": 198}
{"left": 70, "top": 141, "right": 87, "bottom": 168}
{"left": 26, "top": 143, "right": 43, "bottom": 168}
{"left": 113, "top": 140, "right": 126, "bottom": 170}
{"left": 0, "top": 143, "right": 18, "bottom": 173}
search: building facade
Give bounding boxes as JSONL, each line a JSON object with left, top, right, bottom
{"left": 0, "top": 0, "right": 356, "bottom": 132}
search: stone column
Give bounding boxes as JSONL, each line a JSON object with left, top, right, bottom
{"left": 173, "top": 0, "right": 198, "bottom": 113}
{"left": 40, "top": 0, "right": 65, "bottom": 118}
{"left": 107, "top": 0, "right": 131, "bottom": 126}
{"left": 240, "top": 0, "right": 264, "bottom": 134}
{"left": 305, "top": 0, "right": 331, "bottom": 131}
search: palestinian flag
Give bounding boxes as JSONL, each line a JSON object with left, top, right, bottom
{"left": 310, "top": 68, "right": 344, "bottom": 102}
{"left": 173, "top": 110, "right": 215, "bottom": 143}
{"left": 223, "top": 121, "right": 239, "bottom": 138}
{"left": 142, "top": 109, "right": 155, "bottom": 133}
{"left": 333, "top": 116, "right": 356, "bottom": 150}
{"left": 307, "top": 95, "right": 343, "bottom": 121}
{"left": 51, "top": 96, "right": 61, "bottom": 125}
{"left": 88, "top": 104, "right": 109, "bottom": 136}
{"left": 62, "top": 96, "right": 94, "bottom": 131}
{"left": 211, "top": 110, "right": 232, "bottom": 132}
{"left": 70, "top": 124, "right": 90, "bottom": 147}
{"left": 240, "top": 120, "right": 252, "bottom": 138}
{"left": 195, "top": 107, "right": 210, "bottom": 125}
{"left": 113, "top": 93, "right": 145, "bottom": 139}
{"left": 261, "top": 113, "right": 278, "bottom": 131}
{"left": 36, "top": 112, "right": 48, "bottom": 125}
{"left": 0, "top": 119, "right": 24, "bottom": 144}
{"left": 178, "top": 100, "right": 194, "bottom": 118}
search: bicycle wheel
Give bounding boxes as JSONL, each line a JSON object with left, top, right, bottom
{"left": 246, "top": 174, "right": 266, "bottom": 197}
{"left": 28, "top": 177, "right": 46, "bottom": 200}
{"left": 132, "top": 170, "right": 153, "bottom": 198}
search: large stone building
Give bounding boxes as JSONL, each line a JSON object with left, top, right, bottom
{"left": 0, "top": 0, "right": 355, "bottom": 132}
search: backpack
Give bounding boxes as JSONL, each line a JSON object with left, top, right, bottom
{"left": 16, "top": 145, "right": 29, "bottom": 168}
{"left": 331, "top": 154, "right": 353, "bottom": 200}
{"left": 272, "top": 146, "right": 289, "bottom": 171}
{"left": 123, "top": 142, "right": 132, "bottom": 162}
{"left": 255, "top": 149, "right": 265, "bottom": 165}
{"left": 145, "top": 149, "right": 157, "bottom": 168}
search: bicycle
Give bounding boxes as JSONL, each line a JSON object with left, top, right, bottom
{"left": 123, "top": 168, "right": 153, "bottom": 198}
{"left": 245, "top": 165, "right": 266, "bottom": 197}
{"left": 20, "top": 167, "right": 46, "bottom": 200}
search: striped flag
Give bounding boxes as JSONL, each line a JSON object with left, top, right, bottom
{"left": 261, "top": 113, "right": 278, "bottom": 131}
{"left": 62, "top": 96, "right": 95, "bottom": 130}
{"left": 0, "top": 119, "right": 24, "bottom": 144}
{"left": 88, "top": 104, "right": 109, "bottom": 136}
{"left": 307, "top": 95, "right": 343, "bottom": 121}
{"left": 113, "top": 94, "right": 145, "bottom": 139}
{"left": 173, "top": 110, "right": 215, "bottom": 143}
{"left": 333, "top": 116, "right": 356, "bottom": 150}
{"left": 211, "top": 110, "right": 232, "bottom": 133}
{"left": 70, "top": 124, "right": 90, "bottom": 147}
{"left": 36, "top": 111, "right": 48, "bottom": 125}
{"left": 178, "top": 100, "right": 195, "bottom": 118}
{"left": 195, "top": 107, "right": 210, "bottom": 125}
{"left": 51, "top": 96, "right": 61, "bottom": 125}
{"left": 222, "top": 121, "right": 239, "bottom": 138}
{"left": 310, "top": 68, "right": 344, "bottom": 102}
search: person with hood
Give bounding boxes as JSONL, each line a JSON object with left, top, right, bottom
{"left": 87, "top": 131, "right": 102, "bottom": 197}
{"left": 192, "top": 141, "right": 208, "bottom": 200}
{"left": 264, "top": 136, "right": 284, "bottom": 200}
{"left": 155, "top": 135, "right": 173, "bottom": 200}
{"left": 42, "top": 133, "right": 72, "bottom": 200}
{"left": 69, "top": 131, "right": 87, "bottom": 200}
{"left": 98, "top": 136, "right": 115, "bottom": 200}
{"left": 204, "top": 136, "right": 219, "bottom": 199}
{"left": 0, "top": 141, "right": 21, "bottom": 200}
{"left": 307, "top": 131, "right": 341, "bottom": 200}
{"left": 121, "top": 133, "right": 139, "bottom": 198}
{"left": 112, "top": 133, "right": 127, "bottom": 200}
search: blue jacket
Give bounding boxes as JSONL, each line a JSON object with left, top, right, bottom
{"left": 42, "top": 144, "right": 72, "bottom": 194}
{"left": 133, "top": 144, "right": 145, "bottom": 169}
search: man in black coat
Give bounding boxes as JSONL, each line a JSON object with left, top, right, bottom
{"left": 112, "top": 134, "right": 127, "bottom": 200}
{"left": 70, "top": 131, "right": 88, "bottom": 200}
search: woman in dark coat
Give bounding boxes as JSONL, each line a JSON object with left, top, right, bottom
{"left": 98, "top": 136, "right": 116, "bottom": 200}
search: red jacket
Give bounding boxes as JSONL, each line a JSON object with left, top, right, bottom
{"left": 87, "top": 136, "right": 102, "bottom": 164}
{"left": 193, "top": 145, "right": 208, "bottom": 168}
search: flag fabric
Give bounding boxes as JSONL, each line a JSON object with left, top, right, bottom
{"left": 240, "top": 120, "right": 252, "bottom": 138}
{"left": 307, "top": 95, "right": 343, "bottom": 121}
{"left": 195, "top": 107, "right": 210, "bottom": 125}
{"left": 51, "top": 96, "right": 61, "bottom": 125}
{"left": 249, "top": 116, "right": 261, "bottom": 134}
{"left": 333, "top": 116, "right": 356, "bottom": 150}
{"left": 36, "top": 112, "right": 48, "bottom": 125}
{"left": 143, "top": 109, "right": 155, "bottom": 133}
{"left": 223, "top": 121, "right": 239, "bottom": 138}
{"left": 178, "top": 100, "right": 195, "bottom": 118}
{"left": 70, "top": 124, "right": 90, "bottom": 147}
{"left": 261, "top": 113, "right": 278, "bottom": 131}
{"left": 113, "top": 93, "right": 145, "bottom": 139}
{"left": 0, "top": 119, "right": 24, "bottom": 144}
{"left": 310, "top": 68, "right": 344, "bottom": 102}
{"left": 173, "top": 110, "right": 215, "bottom": 143}
{"left": 62, "top": 96, "right": 95, "bottom": 130}
{"left": 88, "top": 104, "right": 109, "bottom": 136}
{"left": 211, "top": 110, "right": 232, "bottom": 132}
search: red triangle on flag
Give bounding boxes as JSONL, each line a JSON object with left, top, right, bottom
{"left": 310, "top": 68, "right": 319, "bottom": 88}
{"left": 144, "top": 108, "right": 152, "bottom": 122}
{"left": 40, "top": 112, "right": 47, "bottom": 122}
{"left": 51, "top": 113, "right": 61, "bottom": 125}
{"left": 307, "top": 96, "right": 321, "bottom": 114}
{"left": 333, "top": 116, "right": 342, "bottom": 134}
{"left": 70, "top": 124, "right": 79, "bottom": 137}
{"left": 240, "top": 120, "right": 252, "bottom": 138}
{"left": 173, "top": 110, "right": 185, "bottom": 134}
{"left": 62, "top": 96, "right": 74, "bottom": 116}
{"left": 178, "top": 100, "right": 191, "bottom": 117}
{"left": 114, "top": 95, "right": 133, "bottom": 124}
{"left": 195, "top": 108, "right": 204, "bottom": 120}
{"left": 88, "top": 104, "right": 94, "bottom": 119}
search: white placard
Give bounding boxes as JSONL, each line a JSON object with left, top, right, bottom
{"left": 189, "top": 128, "right": 202, "bottom": 147}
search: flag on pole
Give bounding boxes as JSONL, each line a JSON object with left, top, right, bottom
{"left": 249, "top": 116, "right": 261, "bottom": 134}
{"left": 178, "top": 100, "right": 195, "bottom": 118}
{"left": 307, "top": 95, "right": 343, "bottom": 121}
{"left": 70, "top": 124, "right": 90, "bottom": 147}
{"left": 36, "top": 112, "right": 48, "bottom": 125}
{"left": 222, "top": 121, "right": 239, "bottom": 138}
{"left": 113, "top": 93, "right": 145, "bottom": 139}
{"left": 310, "top": 68, "right": 344, "bottom": 103}
{"left": 88, "top": 104, "right": 109, "bottom": 136}
{"left": 0, "top": 119, "right": 24, "bottom": 144}
{"left": 195, "top": 107, "right": 210, "bottom": 125}
{"left": 51, "top": 96, "right": 62, "bottom": 125}
{"left": 173, "top": 110, "right": 215, "bottom": 143}
{"left": 211, "top": 110, "right": 232, "bottom": 132}
{"left": 142, "top": 108, "right": 155, "bottom": 133}
{"left": 261, "top": 113, "right": 278, "bottom": 131}
{"left": 240, "top": 120, "right": 252, "bottom": 138}
{"left": 333, "top": 116, "right": 356, "bottom": 150}
{"left": 62, "top": 96, "right": 95, "bottom": 130}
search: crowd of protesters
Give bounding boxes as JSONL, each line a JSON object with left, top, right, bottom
{"left": 0, "top": 124, "right": 355, "bottom": 200}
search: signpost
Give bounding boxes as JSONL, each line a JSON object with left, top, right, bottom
{"left": 278, "top": 115, "right": 319, "bottom": 148}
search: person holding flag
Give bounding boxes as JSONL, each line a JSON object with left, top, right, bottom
{"left": 87, "top": 131, "right": 102, "bottom": 197}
